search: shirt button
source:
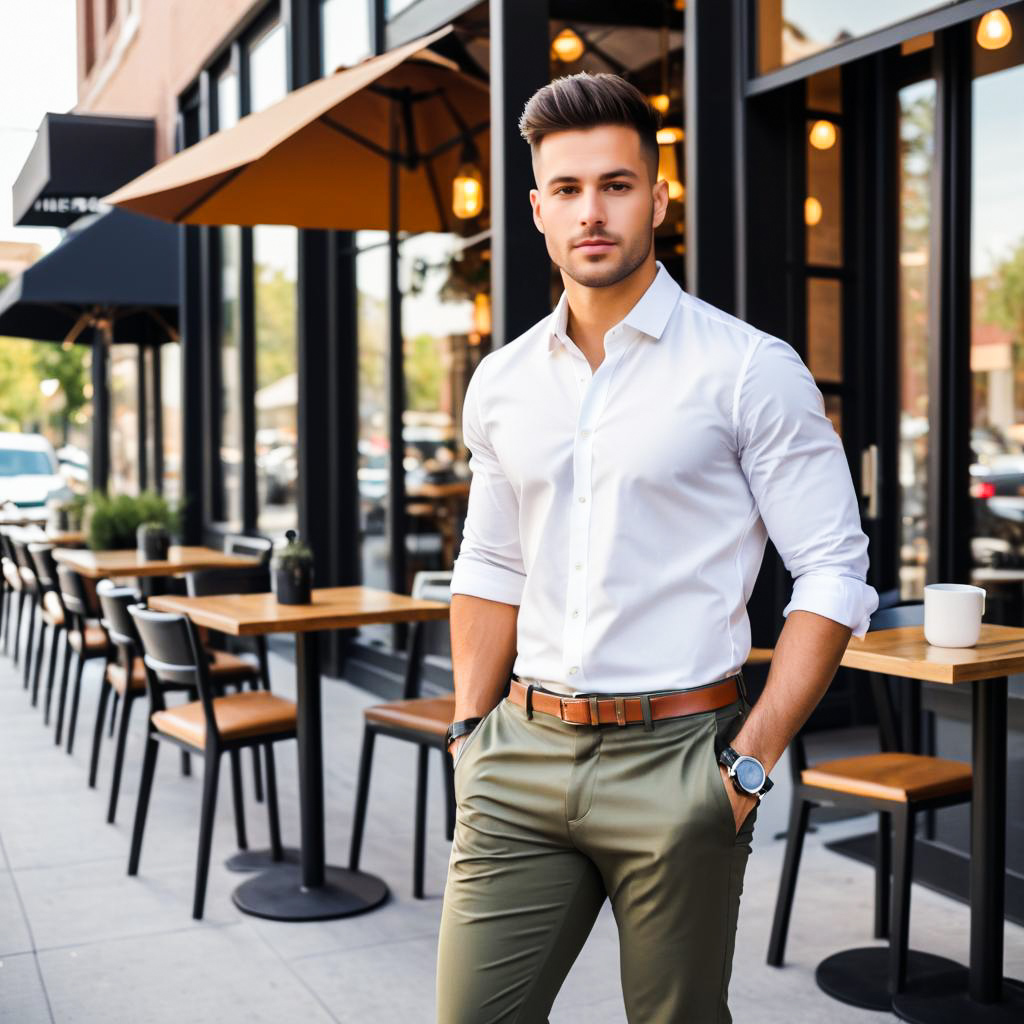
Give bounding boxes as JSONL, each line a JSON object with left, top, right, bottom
{"left": 578, "top": 496, "right": 586, "bottom": 503}
{"left": 572, "top": 609, "right": 579, "bottom": 618}
{"left": 581, "top": 429, "right": 591, "bottom": 438}
{"left": 574, "top": 562, "right": 582, "bottom": 571}
{"left": 568, "top": 666, "right": 579, "bottom": 675}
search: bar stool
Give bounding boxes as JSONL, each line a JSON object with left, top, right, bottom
{"left": 349, "top": 570, "right": 455, "bottom": 899}
{"left": 766, "top": 602, "right": 973, "bottom": 1006}
{"left": 54, "top": 564, "right": 113, "bottom": 753}
{"left": 28, "top": 543, "right": 67, "bottom": 724}
{"left": 126, "top": 603, "right": 297, "bottom": 919}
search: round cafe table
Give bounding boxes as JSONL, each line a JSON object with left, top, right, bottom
{"left": 149, "top": 585, "right": 450, "bottom": 921}
{"left": 828, "top": 623, "right": 1024, "bottom": 1023}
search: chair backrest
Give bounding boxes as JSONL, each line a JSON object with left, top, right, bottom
{"left": 185, "top": 564, "right": 271, "bottom": 598}
{"left": 411, "top": 569, "right": 453, "bottom": 604}
{"left": 56, "top": 563, "right": 93, "bottom": 621}
{"left": 128, "top": 604, "right": 217, "bottom": 724}
{"left": 0, "top": 529, "right": 17, "bottom": 564}
{"left": 223, "top": 533, "right": 273, "bottom": 565}
{"left": 28, "top": 543, "right": 58, "bottom": 590}
{"left": 96, "top": 579, "right": 142, "bottom": 648}
{"left": 9, "top": 535, "right": 40, "bottom": 589}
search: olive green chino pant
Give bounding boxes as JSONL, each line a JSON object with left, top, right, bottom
{"left": 436, "top": 687, "right": 759, "bottom": 1023}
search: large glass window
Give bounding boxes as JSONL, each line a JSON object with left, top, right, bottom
{"left": 161, "top": 342, "right": 182, "bottom": 501}
{"left": 970, "top": 7, "right": 1024, "bottom": 578}
{"left": 757, "top": 1, "right": 951, "bottom": 74}
{"left": 249, "top": 21, "right": 288, "bottom": 114}
{"left": 321, "top": 0, "right": 371, "bottom": 73}
{"left": 897, "top": 77, "right": 936, "bottom": 599}
{"left": 109, "top": 344, "right": 139, "bottom": 494}
{"left": 254, "top": 225, "right": 298, "bottom": 533}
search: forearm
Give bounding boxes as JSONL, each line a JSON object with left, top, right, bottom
{"left": 731, "top": 609, "right": 853, "bottom": 774}
{"left": 450, "top": 593, "right": 519, "bottom": 720}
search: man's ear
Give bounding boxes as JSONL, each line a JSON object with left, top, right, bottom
{"left": 651, "top": 178, "right": 670, "bottom": 230}
{"left": 529, "top": 188, "right": 545, "bottom": 234}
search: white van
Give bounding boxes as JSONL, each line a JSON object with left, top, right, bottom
{"left": 0, "top": 432, "right": 74, "bottom": 509}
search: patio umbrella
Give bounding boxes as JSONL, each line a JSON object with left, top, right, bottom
{"left": 102, "top": 25, "right": 489, "bottom": 233}
{"left": 103, "top": 24, "right": 490, "bottom": 598}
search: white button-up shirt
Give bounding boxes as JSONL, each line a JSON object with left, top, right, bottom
{"left": 449, "top": 262, "right": 878, "bottom": 695}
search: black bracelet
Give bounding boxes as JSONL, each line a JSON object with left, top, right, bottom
{"left": 445, "top": 717, "right": 483, "bottom": 750}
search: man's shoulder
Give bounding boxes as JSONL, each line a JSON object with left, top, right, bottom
{"left": 475, "top": 311, "right": 556, "bottom": 377}
{"left": 673, "top": 289, "right": 765, "bottom": 352}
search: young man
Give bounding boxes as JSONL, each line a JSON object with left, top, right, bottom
{"left": 436, "top": 72, "right": 878, "bottom": 1023}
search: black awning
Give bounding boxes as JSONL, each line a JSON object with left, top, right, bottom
{"left": 0, "top": 208, "right": 179, "bottom": 345}
{"left": 13, "top": 113, "right": 155, "bottom": 227}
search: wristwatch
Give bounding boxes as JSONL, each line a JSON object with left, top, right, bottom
{"left": 718, "top": 745, "right": 773, "bottom": 800}
{"left": 445, "top": 717, "right": 482, "bottom": 753}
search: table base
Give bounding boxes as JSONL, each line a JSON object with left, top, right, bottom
{"left": 231, "top": 863, "right": 388, "bottom": 921}
{"left": 815, "top": 947, "right": 964, "bottom": 1011}
{"left": 225, "top": 847, "right": 301, "bottom": 873}
{"left": 892, "top": 967, "right": 1024, "bottom": 1023}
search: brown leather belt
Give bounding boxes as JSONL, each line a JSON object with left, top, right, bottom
{"left": 508, "top": 674, "right": 743, "bottom": 727}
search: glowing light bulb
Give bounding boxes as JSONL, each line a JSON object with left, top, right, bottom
{"left": 805, "top": 196, "right": 823, "bottom": 226}
{"left": 658, "top": 144, "right": 684, "bottom": 201}
{"left": 656, "top": 126, "right": 684, "bottom": 144}
{"left": 452, "top": 164, "right": 484, "bottom": 219}
{"left": 650, "top": 93, "right": 670, "bottom": 114}
{"left": 551, "top": 28, "right": 584, "bottom": 62}
{"left": 977, "top": 9, "right": 1012, "bottom": 50}
{"left": 809, "top": 120, "right": 837, "bottom": 150}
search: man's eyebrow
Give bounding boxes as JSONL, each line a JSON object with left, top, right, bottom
{"left": 545, "top": 168, "right": 639, "bottom": 187}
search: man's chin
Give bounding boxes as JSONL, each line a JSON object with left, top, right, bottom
{"left": 564, "top": 253, "right": 629, "bottom": 289}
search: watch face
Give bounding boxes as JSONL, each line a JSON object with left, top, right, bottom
{"left": 733, "top": 756, "right": 765, "bottom": 793}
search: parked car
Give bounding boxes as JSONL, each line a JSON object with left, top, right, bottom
{"left": 0, "top": 432, "right": 74, "bottom": 509}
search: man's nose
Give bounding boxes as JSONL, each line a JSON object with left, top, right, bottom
{"left": 579, "top": 188, "right": 606, "bottom": 228}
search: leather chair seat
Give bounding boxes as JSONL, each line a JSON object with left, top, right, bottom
{"left": 204, "top": 648, "right": 259, "bottom": 681}
{"left": 152, "top": 690, "right": 297, "bottom": 748}
{"left": 40, "top": 591, "right": 65, "bottom": 627}
{"left": 105, "top": 659, "right": 148, "bottom": 696}
{"left": 364, "top": 695, "right": 455, "bottom": 738}
{"left": 68, "top": 625, "right": 110, "bottom": 653}
{"left": 802, "top": 752, "right": 972, "bottom": 804}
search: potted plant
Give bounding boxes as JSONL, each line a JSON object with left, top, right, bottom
{"left": 47, "top": 494, "right": 87, "bottom": 533}
{"left": 135, "top": 491, "right": 180, "bottom": 560}
{"left": 271, "top": 530, "right": 313, "bottom": 605}
{"left": 85, "top": 491, "right": 180, "bottom": 553}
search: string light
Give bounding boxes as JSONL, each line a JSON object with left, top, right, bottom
{"left": 809, "top": 120, "right": 837, "bottom": 150}
{"left": 551, "top": 28, "right": 585, "bottom": 62}
{"left": 805, "top": 197, "right": 823, "bottom": 226}
{"left": 657, "top": 126, "right": 684, "bottom": 144}
{"left": 452, "top": 162, "right": 484, "bottom": 219}
{"left": 977, "top": 9, "right": 1013, "bottom": 49}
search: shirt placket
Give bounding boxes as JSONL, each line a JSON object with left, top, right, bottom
{"left": 561, "top": 325, "right": 632, "bottom": 690}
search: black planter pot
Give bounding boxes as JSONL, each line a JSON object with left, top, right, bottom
{"left": 48, "top": 508, "right": 70, "bottom": 532}
{"left": 137, "top": 525, "right": 171, "bottom": 561}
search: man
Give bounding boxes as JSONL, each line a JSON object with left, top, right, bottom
{"left": 436, "top": 71, "right": 878, "bottom": 1023}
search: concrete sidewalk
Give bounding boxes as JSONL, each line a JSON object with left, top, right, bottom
{"left": 1, "top": 645, "right": 1021, "bottom": 1023}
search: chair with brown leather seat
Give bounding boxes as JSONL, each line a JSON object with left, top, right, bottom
{"left": 766, "top": 601, "right": 973, "bottom": 1004}
{"left": 126, "top": 603, "right": 296, "bottom": 919}
{"left": 349, "top": 570, "right": 455, "bottom": 899}
{"left": 54, "top": 563, "right": 113, "bottom": 754}
{"left": 28, "top": 543, "right": 68, "bottom": 724}
{"left": 223, "top": 533, "right": 274, "bottom": 565}
{"left": 9, "top": 534, "right": 43, "bottom": 694}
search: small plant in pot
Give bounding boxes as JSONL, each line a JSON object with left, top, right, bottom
{"left": 135, "top": 491, "right": 180, "bottom": 561}
{"left": 47, "top": 494, "right": 87, "bottom": 533}
{"left": 272, "top": 530, "right": 313, "bottom": 605}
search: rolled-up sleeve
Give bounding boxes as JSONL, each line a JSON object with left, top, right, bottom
{"left": 735, "top": 333, "right": 879, "bottom": 638}
{"left": 449, "top": 359, "right": 526, "bottom": 606}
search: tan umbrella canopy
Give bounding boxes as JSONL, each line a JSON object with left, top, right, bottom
{"left": 103, "top": 26, "right": 489, "bottom": 233}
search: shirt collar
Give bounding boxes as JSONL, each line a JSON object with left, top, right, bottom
{"left": 547, "top": 261, "right": 680, "bottom": 355}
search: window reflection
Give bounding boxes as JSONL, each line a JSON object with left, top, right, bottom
{"left": 970, "top": 11, "right": 1024, "bottom": 587}
{"left": 898, "top": 78, "right": 935, "bottom": 599}
{"left": 249, "top": 21, "right": 288, "bottom": 114}
{"left": 220, "top": 226, "right": 243, "bottom": 527}
{"left": 161, "top": 342, "right": 181, "bottom": 501}
{"left": 757, "top": 1, "right": 950, "bottom": 73}
{"left": 321, "top": 0, "right": 370, "bottom": 73}
{"left": 109, "top": 344, "right": 139, "bottom": 494}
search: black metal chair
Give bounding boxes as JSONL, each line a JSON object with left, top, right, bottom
{"left": 766, "top": 601, "right": 974, "bottom": 1004}
{"left": 0, "top": 529, "right": 26, "bottom": 664}
{"left": 185, "top": 563, "right": 274, "bottom": 803}
{"left": 9, "top": 534, "right": 43, "bottom": 694}
{"left": 28, "top": 543, "right": 68, "bottom": 724}
{"left": 54, "top": 563, "right": 113, "bottom": 754}
{"left": 349, "top": 570, "right": 455, "bottom": 899}
{"left": 127, "top": 604, "right": 296, "bottom": 919}
{"left": 223, "top": 533, "right": 274, "bottom": 565}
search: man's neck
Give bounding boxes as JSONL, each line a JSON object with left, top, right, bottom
{"left": 563, "top": 256, "right": 658, "bottom": 371}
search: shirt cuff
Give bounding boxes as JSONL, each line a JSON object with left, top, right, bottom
{"left": 782, "top": 572, "right": 880, "bottom": 639}
{"left": 449, "top": 556, "right": 526, "bottom": 606}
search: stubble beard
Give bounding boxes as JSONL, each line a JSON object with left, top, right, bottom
{"left": 555, "top": 229, "right": 654, "bottom": 290}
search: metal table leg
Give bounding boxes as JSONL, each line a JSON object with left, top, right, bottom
{"left": 231, "top": 631, "right": 389, "bottom": 921}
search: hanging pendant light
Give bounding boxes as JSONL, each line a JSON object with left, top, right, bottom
{"left": 805, "top": 197, "right": 823, "bottom": 226}
{"left": 809, "top": 120, "right": 837, "bottom": 150}
{"left": 551, "top": 28, "right": 585, "bottom": 62}
{"left": 649, "top": 93, "right": 670, "bottom": 114}
{"left": 658, "top": 143, "right": 684, "bottom": 201}
{"left": 453, "top": 142, "right": 484, "bottom": 220}
{"left": 977, "top": 9, "right": 1013, "bottom": 50}
{"left": 657, "top": 126, "right": 684, "bottom": 145}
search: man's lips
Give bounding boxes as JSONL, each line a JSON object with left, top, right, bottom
{"left": 574, "top": 238, "right": 617, "bottom": 250}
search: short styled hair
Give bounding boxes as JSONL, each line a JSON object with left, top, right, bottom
{"left": 518, "top": 72, "right": 661, "bottom": 179}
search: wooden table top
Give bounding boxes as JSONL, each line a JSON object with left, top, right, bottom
{"left": 149, "top": 585, "right": 451, "bottom": 636}
{"left": 47, "top": 529, "right": 85, "bottom": 547}
{"left": 841, "top": 623, "right": 1024, "bottom": 684}
{"left": 52, "top": 545, "right": 261, "bottom": 579}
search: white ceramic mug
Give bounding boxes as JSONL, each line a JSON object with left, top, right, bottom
{"left": 923, "top": 583, "right": 986, "bottom": 648}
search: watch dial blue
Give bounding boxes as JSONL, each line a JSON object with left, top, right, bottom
{"left": 735, "top": 757, "right": 765, "bottom": 792}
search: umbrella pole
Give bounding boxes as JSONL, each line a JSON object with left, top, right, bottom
{"left": 387, "top": 104, "right": 408, "bottom": 610}
{"left": 91, "top": 324, "right": 111, "bottom": 494}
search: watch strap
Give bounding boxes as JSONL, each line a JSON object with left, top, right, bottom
{"left": 445, "top": 717, "right": 483, "bottom": 750}
{"left": 719, "top": 744, "right": 773, "bottom": 797}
